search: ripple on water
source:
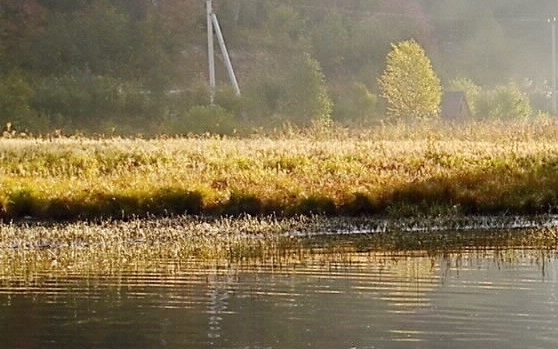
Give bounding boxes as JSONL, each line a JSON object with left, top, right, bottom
{"left": 0, "top": 250, "right": 557, "bottom": 349}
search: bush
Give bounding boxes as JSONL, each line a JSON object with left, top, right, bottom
{"left": 169, "top": 105, "right": 238, "bottom": 135}
{"left": 215, "top": 87, "right": 246, "bottom": 119}
{"left": 278, "top": 53, "right": 333, "bottom": 126}
{"left": 241, "top": 53, "right": 332, "bottom": 128}
{"left": 31, "top": 72, "right": 162, "bottom": 132}
{"left": 475, "top": 83, "right": 532, "bottom": 120}
{"left": 242, "top": 75, "right": 285, "bottom": 125}
{"left": 0, "top": 70, "right": 40, "bottom": 131}
{"left": 332, "top": 82, "right": 378, "bottom": 123}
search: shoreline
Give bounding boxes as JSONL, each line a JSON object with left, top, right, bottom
{"left": 0, "top": 215, "right": 558, "bottom": 253}
{"left": 1, "top": 214, "right": 558, "bottom": 279}
{"left": 2, "top": 120, "right": 558, "bottom": 279}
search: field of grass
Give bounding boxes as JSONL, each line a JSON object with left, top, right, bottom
{"left": 2, "top": 119, "right": 558, "bottom": 220}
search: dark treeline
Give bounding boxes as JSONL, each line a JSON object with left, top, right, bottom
{"left": 1, "top": 0, "right": 557, "bottom": 134}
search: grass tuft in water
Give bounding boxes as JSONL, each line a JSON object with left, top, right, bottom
{"left": 2, "top": 215, "right": 558, "bottom": 281}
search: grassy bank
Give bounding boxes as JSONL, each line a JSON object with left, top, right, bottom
{"left": 3, "top": 119, "right": 558, "bottom": 220}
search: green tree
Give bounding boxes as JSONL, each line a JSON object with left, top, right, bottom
{"left": 378, "top": 39, "right": 441, "bottom": 120}
{"left": 264, "top": 4, "right": 307, "bottom": 49}
{"left": 242, "top": 52, "right": 332, "bottom": 127}
{"left": 310, "top": 12, "right": 350, "bottom": 73}
{"left": 0, "top": 70, "right": 32, "bottom": 121}
{"left": 475, "top": 82, "right": 532, "bottom": 120}
{"left": 279, "top": 53, "right": 332, "bottom": 125}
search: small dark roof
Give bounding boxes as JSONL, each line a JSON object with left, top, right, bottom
{"left": 441, "top": 91, "right": 471, "bottom": 120}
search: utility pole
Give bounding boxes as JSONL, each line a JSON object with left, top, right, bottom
{"left": 550, "top": 17, "right": 557, "bottom": 115}
{"left": 206, "top": 0, "right": 241, "bottom": 105}
{"left": 207, "top": 0, "right": 216, "bottom": 104}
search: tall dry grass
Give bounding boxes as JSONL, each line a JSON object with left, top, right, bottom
{"left": 2, "top": 119, "right": 558, "bottom": 220}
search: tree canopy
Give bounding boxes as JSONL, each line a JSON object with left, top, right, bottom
{"left": 378, "top": 40, "right": 441, "bottom": 120}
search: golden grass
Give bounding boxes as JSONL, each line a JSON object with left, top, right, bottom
{"left": 2, "top": 119, "right": 558, "bottom": 219}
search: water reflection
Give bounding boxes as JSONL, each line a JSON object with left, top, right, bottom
{"left": 0, "top": 250, "right": 557, "bottom": 349}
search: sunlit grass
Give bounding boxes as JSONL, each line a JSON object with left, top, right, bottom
{"left": 2, "top": 119, "right": 558, "bottom": 219}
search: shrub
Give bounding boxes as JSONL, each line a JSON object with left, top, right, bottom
{"left": 170, "top": 105, "right": 238, "bottom": 135}
{"left": 215, "top": 86, "right": 246, "bottom": 119}
{"left": 241, "top": 52, "right": 332, "bottom": 128}
{"left": 475, "top": 82, "right": 532, "bottom": 120}
{"left": 332, "top": 82, "right": 378, "bottom": 123}
{"left": 31, "top": 72, "right": 163, "bottom": 132}
{"left": 278, "top": 53, "right": 333, "bottom": 126}
{"left": 0, "top": 70, "right": 39, "bottom": 131}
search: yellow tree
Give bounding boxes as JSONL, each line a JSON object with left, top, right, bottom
{"left": 378, "top": 39, "right": 441, "bottom": 120}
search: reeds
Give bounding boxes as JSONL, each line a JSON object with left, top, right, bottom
{"left": 0, "top": 215, "right": 313, "bottom": 281}
{"left": 2, "top": 215, "right": 558, "bottom": 282}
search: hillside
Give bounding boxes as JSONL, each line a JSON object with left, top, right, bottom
{"left": 1, "top": 0, "right": 558, "bottom": 134}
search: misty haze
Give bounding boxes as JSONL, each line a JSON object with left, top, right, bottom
{"left": 3, "top": 1, "right": 558, "bottom": 349}
{"left": 1, "top": 0, "right": 558, "bottom": 133}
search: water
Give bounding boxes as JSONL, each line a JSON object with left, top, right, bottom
{"left": 1, "top": 250, "right": 557, "bottom": 349}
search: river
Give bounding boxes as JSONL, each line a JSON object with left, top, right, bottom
{"left": 0, "top": 249, "right": 557, "bottom": 349}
